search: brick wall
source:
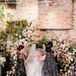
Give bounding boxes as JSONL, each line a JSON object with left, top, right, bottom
{"left": 4, "top": 0, "right": 76, "bottom": 42}
{"left": 42, "top": 1, "right": 76, "bottom": 42}
{"left": 4, "top": 0, "right": 38, "bottom": 22}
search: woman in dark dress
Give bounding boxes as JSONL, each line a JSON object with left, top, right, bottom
{"left": 42, "top": 42, "right": 59, "bottom": 76}
{"left": 15, "top": 45, "right": 27, "bottom": 76}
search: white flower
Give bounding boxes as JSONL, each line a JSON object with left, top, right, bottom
{"left": 13, "top": 55, "right": 16, "bottom": 58}
{"left": 28, "top": 30, "right": 32, "bottom": 33}
{"left": 9, "top": 71, "right": 12, "bottom": 74}
{"left": 59, "top": 39, "right": 62, "bottom": 42}
{"left": 0, "top": 56, "right": 6, "bottom": 65}
{"left": 12, "top": 68, "right": 15, "bottom": 74}
{"left": 69, "top": 57, "right": 73, "bottom": 61}
{"left": 12, "top": 67, "right": 14, "bottom": 69}
{"left": 68, "top": 70, "right": 70, "bottom": 73}
{"left": 19, "top": 35, "right": 21, "bottom": 38}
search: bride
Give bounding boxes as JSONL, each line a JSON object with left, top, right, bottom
{"left": 26, "top": 44, "right": 44, "bottom": 76}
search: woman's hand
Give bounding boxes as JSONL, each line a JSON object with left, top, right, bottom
{"left": 25, "top": 60, "right": 28, "bottom": 64}
{"left": 38, "top": 55, "right": 46, "bottom": 61}
{"left": 25, "top": 57, "right": 30, "bottom": 64}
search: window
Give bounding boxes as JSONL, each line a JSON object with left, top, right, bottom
{"left": 0, "top": 0, "right": 16, "bottom": 8}
{"left": 0, "top": 0, "right": 5, "bottom": 2}
{"left": 0, "top": 0, "right": 16, "bottom": 4}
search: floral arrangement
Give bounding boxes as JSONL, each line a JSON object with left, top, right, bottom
{"left": 2, "top": 20, "right": 76, "bottom": 76}
{"left": 32, "top": 38, "right": 76, "bottom": 76}
{"left": 0, "top": 52, "right": 14, "bottom": 76}
{"left": 5, "top": 22, "right": 44, "bottom": 76}
{"left": 0, "top": 19, "right": 29, "bottom": 76}
{"left": 6, "top": 20, "right": 28, "bottom": 41}
{"left": 51, "top": 39, "right": 76, "bottom": 76}
{"left": 22, "top": 23, "right": 43, "bottom": 46}
{"left": 6, "top": 37, "right": 76, "bottom": 76}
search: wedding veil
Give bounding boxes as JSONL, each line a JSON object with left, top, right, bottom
{"left": 29, "top": 44, "right": 36, "bottom": 57}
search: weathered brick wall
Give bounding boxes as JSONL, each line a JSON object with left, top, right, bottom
{"left": 43, "top": 1, "right": 76, "bottom": 42}
{"left": 4, "top": 0, "right": 76, "bottom": 42}
{"left": 5, "top": 0, "right": 38, "bottom": 22}
{"left": 37, "top": 0, "right": 73, "bottom": 29}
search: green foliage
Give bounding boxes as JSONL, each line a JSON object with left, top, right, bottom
{"left": 71, "top": 42, "right": 76, "bottom": 49}
{"left": 6, "top": 20, "right": 28, "bottom": 41}
{"left": 3, "top": 52, "right": 14, "bottom": 70}
{"left": 6, "top": 20, "right": 28, "bottom": 33}
{"left": 0, "top": 31, "right": 7, "bottom": 39}
{"left": 0, "top": 5, "right": 4, "bottom": 21}
{"left": 0, "top": 19, "right": 28, "bottom": 51}
{"left": 35, "top": 38, "right": 49, "bottom": 48}
{"left": 0, "top": 19, "right": 29, "bottom": 75}
{"left": 56, "top": 57, "right": 65, "bottom": 72}
{"left": 7, "top": 20, "right": 28, "bottom": 28}
{"left": 0, "top": 31, "right": 7, "bottom": 51}
{"left": 1, "top": 51, "right": 14, "bottom": 75}
{"left": 68, "top": 46, "right": 74, "bottom": 53}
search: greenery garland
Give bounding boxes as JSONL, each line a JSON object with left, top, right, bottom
{"left": 35, "top": 38, "right": 49, "bottom": 48}
{"left": 6, "top": 20, "right": 28, "bottom": 40}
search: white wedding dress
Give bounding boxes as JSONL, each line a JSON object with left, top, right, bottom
{"left": 26, "top": 44, "right": 43, "bottom": 76}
